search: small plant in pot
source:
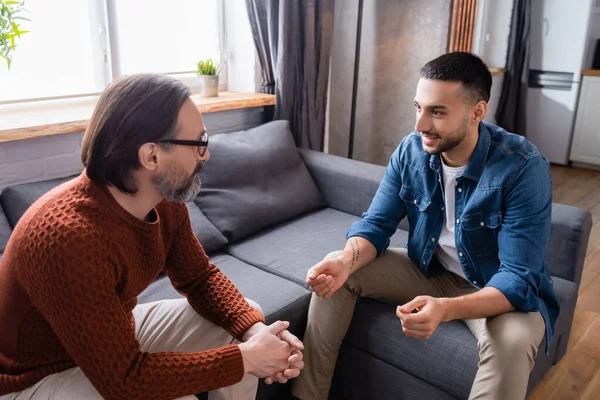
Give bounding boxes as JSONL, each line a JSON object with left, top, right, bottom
{"left": 196, "top": 58, "right": 220, "bottom": 97}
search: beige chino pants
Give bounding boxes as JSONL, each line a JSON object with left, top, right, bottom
{"left": 1, "top": 298, "right": 260, "bottom": 400}
{"left": 291, "top": 248, "right": 545, "bottom": 400}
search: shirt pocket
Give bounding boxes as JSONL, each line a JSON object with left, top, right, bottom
{"left": 460, "top": 212, "right": 502, "bottom": 257}
{"left": 399, "top": 186, "right": 431, "bottom": 235}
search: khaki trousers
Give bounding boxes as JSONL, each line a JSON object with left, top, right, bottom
{"left": 1, "top": 298, "right": 260, "bottom": 400}
{"left": 291, "top": 248, "right": 545, "bottom": 400}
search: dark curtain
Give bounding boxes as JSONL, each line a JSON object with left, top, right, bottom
{"left": 495, "top": 0, "right": 531, "bottom": 136}
{"left": 246, "top": 0, "right": 335, "bottom": 151}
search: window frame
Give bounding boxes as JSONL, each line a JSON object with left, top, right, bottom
{"left": 0, "top": 0, "right": 228, "bottom": 106}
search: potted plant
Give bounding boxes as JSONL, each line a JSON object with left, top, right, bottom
{"left": 196, "top": 58, "right": 220, "bottom": 97}
{"left": 0, "top": 0, "right": 29, "bottom": 69}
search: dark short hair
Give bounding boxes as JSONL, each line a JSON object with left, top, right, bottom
{"left": 82, "top": 74, "right": 191, "bottom": 194}
{"left": 419, "top": 52, "right": 492, "bottom": 103}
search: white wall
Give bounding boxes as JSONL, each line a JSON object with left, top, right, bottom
{"left": 0, "top": 132, "right": 85, "bottom": 190}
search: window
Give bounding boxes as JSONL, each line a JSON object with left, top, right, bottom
{"left": 0, "top": 0, "right": 224, "bottom": 104}
{"left": 115, "top": 0, "right": 220, "bottom": 75}
{"left": 0, "top": 0, "right": 102, "bottom": 102}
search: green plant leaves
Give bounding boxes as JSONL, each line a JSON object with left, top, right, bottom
{"left": 0, "top": 0, "right": 29, "bottom": 69}
{"left": 196, "top": 57, "right": 220, "bottom": 76}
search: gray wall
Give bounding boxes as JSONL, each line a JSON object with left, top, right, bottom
{"left": 0, "top": 108, "right": 269, "bottom": 190}
{"left": 329, "top": 0, "right": 452, "bottom": 166}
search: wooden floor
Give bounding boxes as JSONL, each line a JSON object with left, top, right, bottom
{"left": 528, "top": 165, "right": 600, "bottom": 400}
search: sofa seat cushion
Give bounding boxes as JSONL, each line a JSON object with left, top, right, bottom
{"left": 138, "top": 253, "right": 310, "bottom": 330}
{"left": 344, "top": 298, "right": 478, "bottom": 399}
{"left": 194, "top": 120, "right": 326, "bottom": 243}
{"left": 331, "top": 344, "right": 457, "bottom": 400}
{"left": 343, "top": 276, "right": 576, "bottom": 399}
{"left": 227, "top": 208, "right": 409, "bottom": 287}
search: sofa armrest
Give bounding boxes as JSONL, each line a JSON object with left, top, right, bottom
{"left": 547, "top": 203, "right": 593, "bottom": 285}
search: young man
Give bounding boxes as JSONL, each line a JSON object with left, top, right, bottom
{"left": 292, "top": 52, "right": 559, "bottom": 400}
{"left": 0, "top": 74, "right": 304, "bottom": 400}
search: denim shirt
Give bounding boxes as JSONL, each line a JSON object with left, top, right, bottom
{"left": 347, "top": 122, "right": 560, "bottom": 350}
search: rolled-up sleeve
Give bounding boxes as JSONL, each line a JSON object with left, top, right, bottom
{"left": 486, "top": 155, "right": 553, "bottom": 311}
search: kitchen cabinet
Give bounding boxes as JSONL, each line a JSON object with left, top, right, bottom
{"left": 569, "top": 75, "right": 600, "bottom": 165}
{"left": 526, "top": 0, "right": 593, "bottom": 165}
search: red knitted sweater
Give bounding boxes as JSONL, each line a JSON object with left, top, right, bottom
{"left": 0, "top": 173, "right": 264, "bottom": 399}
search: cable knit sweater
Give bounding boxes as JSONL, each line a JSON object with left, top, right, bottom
{"left": 0, "top": 172, "right": 264, "bottom": 399}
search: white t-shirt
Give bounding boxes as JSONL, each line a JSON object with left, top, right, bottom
{"left": 434, "top": 161, "right": 467, "bottom": 280}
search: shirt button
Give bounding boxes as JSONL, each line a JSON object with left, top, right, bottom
{"left": 472, "top": 280, "right": 478, "bottom": 285}
{"left": 431, "top": 238, "right": 436, "bottom": 242}
{"left": 458, "top": 188, "right": 463, "bottom": 193}
{"left": 456, "top": 218, "right": 460, "bottom": 224}
{"left": 459, "top": 252, "right": 464, "bottom": 257}
{"left": 414, "top": 199, "right": 417, "bottom": 204}
{"left": 480, "top": 221, "right": 485, "bottom": 227}
{"left": 441, "top": 206, "right": 445, "bottom": 211}
{"left": 422, "top": 261, "right": 426, "bottom": 265}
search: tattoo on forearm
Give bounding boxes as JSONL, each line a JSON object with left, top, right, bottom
{"left": 349, "top": 238, "right": 360, "bottom": 272}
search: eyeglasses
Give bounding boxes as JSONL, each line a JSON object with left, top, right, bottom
{"left": 158, "top": 132, "right": 209, "bottom": 156}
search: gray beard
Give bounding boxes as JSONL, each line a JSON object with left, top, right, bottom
{"left": 153, "top": 170, "right": 202, "bottom": 203}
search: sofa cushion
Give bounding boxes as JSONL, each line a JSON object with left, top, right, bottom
{"left": 1, "top": 176, "right": 75, "bottom": 228}
{"left": 331, "top": 344, "right": 457, "bottom": 400}
{"left": 227, "top": 208, "right": 409, "bottom": 287}
{"left": 343, "top": 280, "right": 576, "bottom": 400}
{"left": 138, "top": 253, "right": 310, "bottom": 327}
{"left": 344, "top": 298, "right": 478, "bottom": 399}
{"left": 0, "top": 203, "right": 11, "bottom": 254}
{"left": 185, "top": 202, "right": 228, "bottom": 254}
{"left": 194, "top": 120, "right": 326, "bottom": 243}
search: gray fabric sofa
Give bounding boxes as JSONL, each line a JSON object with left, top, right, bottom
{"left": 0, "top": 121, "right": 593, "bottom": 399}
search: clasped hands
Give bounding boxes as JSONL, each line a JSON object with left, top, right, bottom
{"left": 241, "top": 321, "right": 304, "bottom": 385}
